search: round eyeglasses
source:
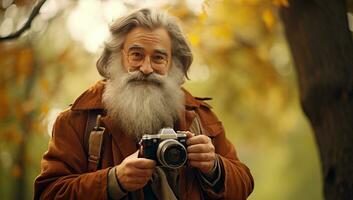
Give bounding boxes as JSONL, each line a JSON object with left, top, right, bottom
{"left": 123, "top": 49, "right": 169, "bottom": 70}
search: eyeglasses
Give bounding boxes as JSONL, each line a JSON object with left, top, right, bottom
{"left": 123, "top": 49, "right": 169, "bottom": 69}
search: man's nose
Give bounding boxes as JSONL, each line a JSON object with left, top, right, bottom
{"left": 139, "top": 56, "right": 153, "bottom": 75}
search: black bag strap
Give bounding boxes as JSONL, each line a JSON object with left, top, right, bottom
{"left": 84, "top": 109, "right": 104, "bottom": 172}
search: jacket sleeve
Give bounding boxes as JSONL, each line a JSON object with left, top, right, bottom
{"left": 196, "top": 106, "right": 254, "bottom": 200}
{"left": 34, "top": 110, "right": 110, "bottom": 200}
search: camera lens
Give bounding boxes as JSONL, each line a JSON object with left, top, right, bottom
{"left": 157, "top": 139, "right": 187, "bottom": 169}
{"left": 164, "top": 145, "right": 186, "bottom": 166}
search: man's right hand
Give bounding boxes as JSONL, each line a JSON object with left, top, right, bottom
{"left": 115, "top": 150, "right": 156, "bottom": 191}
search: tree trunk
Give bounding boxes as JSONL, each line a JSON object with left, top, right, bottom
{"left": 280, "top": 0, "right": 353, "bottom": 199}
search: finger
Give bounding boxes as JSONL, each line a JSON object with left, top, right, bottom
{"left": 130, "top": 158, "right": 156, "bottom": 169}
{"left": 188, "top": 160, "right": 214, "bottom": 171}
{"left": 186, "top": 135, "right": 210, "bottom": 145}
{"left": 187, "top": 144, "right": 214, "bottom": 153}
{"left": 187, "top": 153, "right": 215, "bottom": 161}
{"left": 186, "top": 131, "right": 194, "bottom": 138}
{"left": 128, "top": 150, "right": 140, "bottom": 158}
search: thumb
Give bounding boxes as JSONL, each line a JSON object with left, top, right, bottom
{"left": 127, "top": 150, "right": 140, "bottom": 159}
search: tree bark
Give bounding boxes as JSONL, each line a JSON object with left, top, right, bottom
{"left": 280, "top": 0, "right": 353, "bottom": 199}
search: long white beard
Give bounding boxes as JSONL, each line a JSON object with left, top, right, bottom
{"left": 102, "top": 54, "right": 185, "bottom": 140}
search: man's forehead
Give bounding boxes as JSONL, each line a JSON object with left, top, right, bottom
{"left": 123, "top": 27, "right": 171, "bottom": 52}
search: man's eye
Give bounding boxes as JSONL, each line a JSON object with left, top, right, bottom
{"left": 129, "top": 52, "right": 143, "bottom": 60}
{"left": 152, "top": 55, "right": 166, "bottom": 63}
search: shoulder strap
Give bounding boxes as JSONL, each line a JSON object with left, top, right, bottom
{"left": 84, "top": 110, "right": 100, "bottom": 153}
{"left": 84, "top": 109, "right": 105, "bottom": 172}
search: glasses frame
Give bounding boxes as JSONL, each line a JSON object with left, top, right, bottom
{"left": 122, "top": 49, "right": 169, "bottom": 70}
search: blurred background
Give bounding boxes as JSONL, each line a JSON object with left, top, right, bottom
{"left": 0, "top": 0, "right": 323, "bottom": 199}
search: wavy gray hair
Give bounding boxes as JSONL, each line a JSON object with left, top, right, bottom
{"left": 96, "top": 8, "right": 193, "bottom": 78}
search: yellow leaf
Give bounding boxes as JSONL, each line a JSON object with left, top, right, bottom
{"left": 189, "top": 33, "right": 201, "bottom": 46}
{"left": 212, "top": 25, "right": 232, "bottom": 40}
{"left": 262, "top": 9, "right": 275, "bottom": 30}
{"left": 198, "top": 11, "right": 208, "bottom": 23}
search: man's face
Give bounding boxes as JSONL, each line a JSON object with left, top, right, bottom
{"left": 103, "top": 26, "right": 185, "bottom": 138}
{"left": 122, "top": 27, "right": 172, "bottom": 76}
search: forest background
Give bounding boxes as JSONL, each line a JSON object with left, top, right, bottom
{"left": 1, "top": 0, "right": 342, "bottom": 199}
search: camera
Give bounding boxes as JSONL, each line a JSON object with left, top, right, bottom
{"left": 139, "top": 128, "right": 188, "bottom": 169}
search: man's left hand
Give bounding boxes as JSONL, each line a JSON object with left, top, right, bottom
{"left": 186, "top": 132, "right": 216, "bottom": 174}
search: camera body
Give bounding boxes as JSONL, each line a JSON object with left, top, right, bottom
{"left": 140, "top": 128, "right": 187, "bottom": 169}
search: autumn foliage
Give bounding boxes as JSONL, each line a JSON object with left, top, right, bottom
{"left": 0, "top": 0, "right": 324, "bottom": 199}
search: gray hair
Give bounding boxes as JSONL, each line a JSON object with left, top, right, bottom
{"left": 96, "top": 8, "right": 193, "bottom": 78}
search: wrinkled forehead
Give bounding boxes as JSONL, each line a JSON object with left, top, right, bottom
{"left": 123, "top": 27, "right": 172, "bottom": 55}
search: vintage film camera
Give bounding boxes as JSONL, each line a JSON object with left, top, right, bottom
{"left": 139, "top": 128, "right": 188, "bottom": 169}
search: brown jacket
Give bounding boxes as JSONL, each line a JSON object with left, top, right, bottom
{"left": 34, "top": 80, "right": 254, "bottom": 199}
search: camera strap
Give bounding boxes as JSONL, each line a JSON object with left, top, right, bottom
{"left": 83, "top": 109, "right": 203, "bottom": 173}
{"left": 84, "top": 109, "right": 105, "bottom": 172}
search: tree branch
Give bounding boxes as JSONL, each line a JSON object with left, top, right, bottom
{"left": 0, "top": 0, "right": 48, "bottom": 41}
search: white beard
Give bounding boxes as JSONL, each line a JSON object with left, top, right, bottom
{"left": 102, "top": 54, "right": 185, "bottom": 140}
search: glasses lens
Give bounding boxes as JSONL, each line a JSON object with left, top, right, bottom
{"left": 152, "top": 54, "right": 167, "bottom": 64}
{"left": 126, "top": 50, "right": 168, "bottom": 68}
{"left": 128, "top": 50, "right": 144, "bottom": 65}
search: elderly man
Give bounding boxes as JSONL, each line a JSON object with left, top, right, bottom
{"left": 34, "top": 8, "right": 254, "bottom": 200}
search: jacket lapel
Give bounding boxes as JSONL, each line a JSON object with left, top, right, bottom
{"left": 177, "top": 109, "right": 197, "bottom": 132}
{"left": 101, "top": 115, "right": 138, "bottom": 164}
